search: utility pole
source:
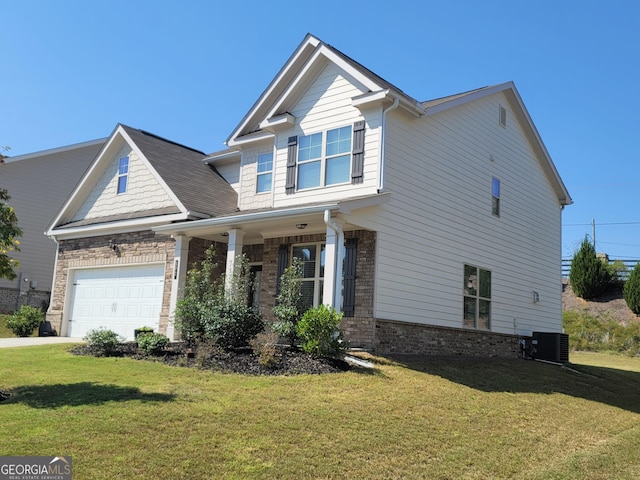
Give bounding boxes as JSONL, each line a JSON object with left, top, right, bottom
{"left": 592, "top": 218, "right": 596, "bottom": 250}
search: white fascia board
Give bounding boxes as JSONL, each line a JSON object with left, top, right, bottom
{"left": 259, "top": 112, "right": 296, "bottom": 131}
{"left": 3, "top": 138, "right": 106, "bottom": 164}
{"left": 48, "top": 126, "right": 125, "bottom": 232}
{"left": 225, "top": 34, "right": 322, "bottom": 145}
{"left": 337, "top": 192, "right": 391, "bottom": 215}
{"left": 153, "top": 203, "right": 341, "bottom": 236}
{"left": 226, "top": 130, "right": 274, "bottom": 148}
{"left": 423, "top": 82, "right": 514, "bottom": 117}
{"left": 117, "top": 127, "right": 189, "bottom": 214}
{"left": 264, "top": 45, "right": 381, "bottom": 123}
{"left": 352, "top": 90, "right": 426, "bottom": 117}
{"left": 503, "top": 87, "right": 573, "bottom": 206}
{"left": 203, "top": 150, "right": 241, "bottom": 164}
{"left": 47, "top": 213, "right": 191, "bottom": 240}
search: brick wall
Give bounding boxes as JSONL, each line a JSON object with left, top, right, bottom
{"left": 46, "top": 231, "right": 175, "bottom": 335}
{"left": 374, "top": 319, "right": 521, "bottom": 357}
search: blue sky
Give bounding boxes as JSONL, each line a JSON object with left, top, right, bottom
{"left": 2, "top": 1, "right": 639, "bottom": 260}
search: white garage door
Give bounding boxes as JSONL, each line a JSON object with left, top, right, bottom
{"left": 68, "top": 265, "right": 165, "bottom": 340}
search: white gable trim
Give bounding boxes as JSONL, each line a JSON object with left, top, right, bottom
{"left": 2, "top": 138, "right": 106, "bottom": 164}
{"left": 118, "top": 127, "right": 188, "bottom": 212}
{"left": 423, "top": 82, "right": 572, "bottom": 206}
{"left": 48, "top": 125, "right": 188, "bottom": 232}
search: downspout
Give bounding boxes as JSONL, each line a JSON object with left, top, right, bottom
{"left": 378, "top": 96, "right": 400, "bottom": 193}
{"left": 47, "top": 234, "right": 60, "bottom": 326}
{"left": 324, "top": 209, "right": 344, "bottom": 310}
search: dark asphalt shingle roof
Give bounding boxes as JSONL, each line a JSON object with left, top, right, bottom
{"left": 121, "top": 125, "right": 239, "bottom": 218}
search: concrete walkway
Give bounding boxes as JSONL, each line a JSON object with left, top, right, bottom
{"left": 0, "top": 337, "right": 82, "bottom": 348}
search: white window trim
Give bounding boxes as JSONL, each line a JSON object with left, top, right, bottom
{"left": 256, "top": 152, "right": 273, "bottom": 194}
{"left": 117, "top": 156, "right": 129, "bottom": 195}
{"left": 297, "top": 126, "right": 352, "bottom": 191}
{"left": 292, "top": 242, "right": 325, "bottom": 307}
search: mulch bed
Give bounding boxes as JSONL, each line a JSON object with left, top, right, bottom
{"left": 69, "top": 342, "right": 351, "bottom": 376}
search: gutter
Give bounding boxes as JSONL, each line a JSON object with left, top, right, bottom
{"left": 47, "top": 234, "right": 60, "bottom": 317}
{"left": 378, "top": 96, "right": 400, "bottom": 193}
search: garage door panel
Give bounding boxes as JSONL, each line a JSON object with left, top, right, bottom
{"left": 69, "top": 265, "right": 165, "bottom": 340}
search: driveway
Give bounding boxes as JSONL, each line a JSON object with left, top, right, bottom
{"left": 0, "top": 337, "right": 82, "bottom": 348}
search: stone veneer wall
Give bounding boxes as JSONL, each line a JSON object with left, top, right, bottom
{"left": 46, "top": 231, "right": 175, "bottom": 335}
{"left": 374, "top": 319, "right": 521, "bottom": 357}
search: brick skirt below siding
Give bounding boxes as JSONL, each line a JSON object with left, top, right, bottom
{"left": 374, "top": 319, "right": 520, "bottom": 358}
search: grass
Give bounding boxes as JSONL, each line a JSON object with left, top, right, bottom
{"left": 564, "top": 310, "right": 640, "bottom": 356}
{"left": 0, "top": 314, "right": 14, "bottom": 337}
{"left": 1, "top": 346, "right": 639, "bottom": 479}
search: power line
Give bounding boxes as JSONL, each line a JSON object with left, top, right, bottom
{"left": 564, "top": 221, "right": 640, "bottom": 227}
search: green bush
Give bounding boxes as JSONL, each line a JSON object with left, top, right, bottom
{"left": 6, "top": 305, "right": 43, "bottom": 337}
{"left": 84, "top": 328, "right": 123, "bottom": 356}
{"left": 174, "top": 248, "right": 264, "bottom": 349}
{"left": 624, "top": 262, "right": 640, "bottom": 315}
{"left": 296, "top": 305, "right": 346, "bottom": 358}
{"left": 204, "top": 300, "right": 263, "bottom": 349}
{"left": 569, "top": 237, "right": 611, "bottom": 299}
{"left": 563, "top": 310, "right": 640, "bottom": 356}
{"left": 137, "top": 332, "right": 170, "bottom": 355}
{"left": 272, "top": 258, "right": 304, "bottom": 345}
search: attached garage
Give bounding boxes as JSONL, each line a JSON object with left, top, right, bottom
{"left": 67, "top": 264, "right": 165, "bottom": 340}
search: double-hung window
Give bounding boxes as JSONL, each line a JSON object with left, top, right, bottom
{"left": 292, "top": 243, "right": 326, "bottom": 309}
{"left": 463, "top": 264, "right": 491, "bottom": 329}
{"left": 256, "top": 153, "right": 273, "bottom": 193}
{"left": 117, "top": 156, "right": 129, "bottom": 194}
{"left": 492, "top": 177, "right": 500, "bottom": 217}
{"left": 297, "top": 126, "right": 352, "bottom": 189}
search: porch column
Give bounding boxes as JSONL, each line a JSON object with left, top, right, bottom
{"left": 167, "top": 235, "right": 191, "bottom": 341}
{"left": 224, "top": 229, "right": 244, "bottom": 296}
{"left": 322, "top": 221, "right": 344, "bottom": 310}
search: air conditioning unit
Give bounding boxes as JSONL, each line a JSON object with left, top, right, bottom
{"left": 532, "top": 332, "right": 569, "bottom": 363}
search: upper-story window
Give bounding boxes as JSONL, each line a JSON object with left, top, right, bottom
{"left": 297, "top": 126, "right": 352, "bottom": 190}
{"left": 117, "top": 156, "right": 129, "bottom": 194}
{"left": 256, "top": 152, "right": 273, "bottom": 193}
{"left": 492, "top": 177, "right": 501, "bottom": 217}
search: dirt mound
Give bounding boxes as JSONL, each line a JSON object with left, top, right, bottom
{"left": 562, "top": 279, "right": 639, "bottom": 325}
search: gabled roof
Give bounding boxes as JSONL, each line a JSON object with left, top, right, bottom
{"left": 120, "top": 126, "right": 238, "bottom": 217}
{"left": 48, "top": 124, "right": 238, "bottom": 237}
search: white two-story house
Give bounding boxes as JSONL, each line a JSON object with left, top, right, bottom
{"left": 46, "top": 34, "right": 571, "bottom": 356}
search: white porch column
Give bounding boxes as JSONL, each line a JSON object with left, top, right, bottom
{"left": 224, "top": 229, "right": 245, "bottom": 295}
{"left": 167, "top": 235, "right": 191, "bottom": 341}
{"left": 322, "top": 216, "right": 344, "bottom": 310}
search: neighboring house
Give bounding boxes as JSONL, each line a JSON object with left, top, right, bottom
{"left": 46, "top": 34, "right": 571, "bottom": 356}
{"left": 0, "top": 140, "right": 104, "bottom": 313}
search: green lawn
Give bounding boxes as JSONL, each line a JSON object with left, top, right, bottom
{"left": 1, "top": 346, "right": 639, "bottom": 479}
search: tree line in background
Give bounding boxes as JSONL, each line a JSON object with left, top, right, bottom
{"left": 569, "top": 236, "right": 640, "bottom": 315}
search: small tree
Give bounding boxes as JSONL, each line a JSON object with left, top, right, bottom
{"left": 0, "top": 147, "right": 23, "bottom": 280}
{"left": 624, "top": 262, "right": 640, "bottom": 315}
{"left": 272, "top": 258, "right": 304, "bottom": 345}
{"left": 174, "top": 247, "right": 263, "bottom": 349}
{"left": 569, "top": 237, "right": 611, "bottom": 299}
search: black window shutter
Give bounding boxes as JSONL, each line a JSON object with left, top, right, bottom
{"left": 342, "top": 238, "right": 357, "bottom": 317}
{"left": 285, "top": 136, "right": 297, "bottom": 194}
{"left": 276, "top": 244, "right": 290, "bottom": 296}
{"left": 351, "top": 121, "right": 366, "bottom": 184}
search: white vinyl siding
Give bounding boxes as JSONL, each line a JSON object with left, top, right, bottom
{"left": 350, "top": 92, "right": 563, "bottom": 336}
{"left": 272, "top": 62, "right": 380, "bottom": 207}
{"left": 72, "top": 146, "right": 176, "bottom": 221}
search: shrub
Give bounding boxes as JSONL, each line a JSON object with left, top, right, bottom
{"left": 6, "top": 305, "right": 43, "bottom": 337}
{"left": 174, "top": 248, "right": 264, "bottom": 349}
{"left": 84, "top": 328, "right": 123, "bottom": 356}
{"left": 296, "top": 305, "right": 346, "bottom": 358}
{"left": 272, "top": 258, "right": 304, "bottom": 344}
{"left": 569, "top": 237, "right": 611, "bottom": 299}
{"left": 624, "top": 262, "right": 640, "bottom": 315}
{"left": 137, "top": 332, "right": 170, "bottom": 355}
{"left": 563, "top": 310, "right": 640, "bottom": 356}
{"left": 249, "top": 330, "right": 280, "bottom": 368}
